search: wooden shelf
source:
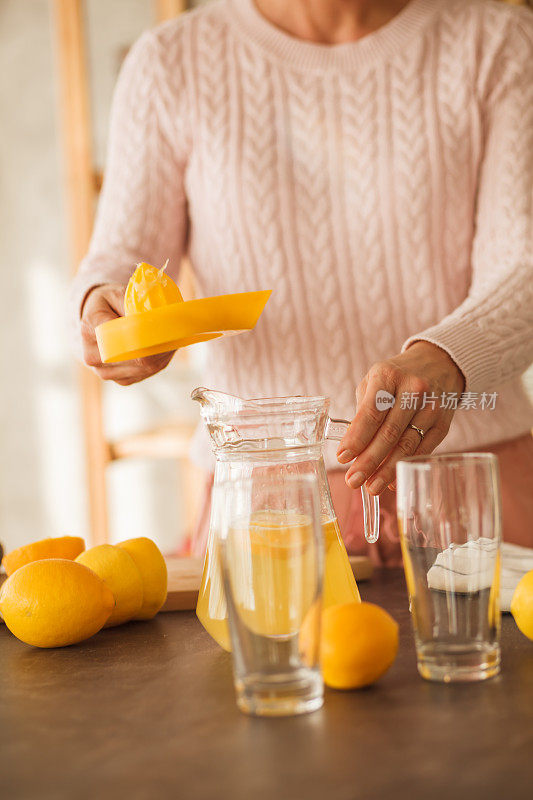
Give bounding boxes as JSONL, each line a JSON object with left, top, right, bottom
{"left": 108, "top": 420, "right": 197, "bottom": 461}
{"left": 53, "top": 0, "right": 197, "bottom": 546}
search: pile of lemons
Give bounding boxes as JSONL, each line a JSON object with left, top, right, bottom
{"left": 0, "top": 536, "right": 167, "bottom": 648}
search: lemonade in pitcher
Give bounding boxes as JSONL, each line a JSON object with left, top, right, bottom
{"left": 192, "top": 388, "right": 378, "bottom": 651}
{"left": 196, "top": 513, "right": 360, "bottom": 650}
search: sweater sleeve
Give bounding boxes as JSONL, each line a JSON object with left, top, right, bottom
{"left": 69, "top": 29, "right": 189, "bottom": 324}
{"left": 403, "top": 14, "right": 533, "bottom": 393}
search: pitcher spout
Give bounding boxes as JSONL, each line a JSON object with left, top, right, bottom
{"left": 191, "top": 387, "right": 244, "bottom": 416}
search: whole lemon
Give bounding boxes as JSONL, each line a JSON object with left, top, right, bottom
{"left": 2, "top": 536, "right": 85, "bottom": 576}
{"left": 321, "top": 602, "right": 399, "bottom": 689}
{"left": 0, "top": 559, "right": 114, "bottom": 648}
{"left": 511, "top": 570, "right": 533, "bottom": 640}
{"left": 76, "top": 545, "right": 143, "bottom": 627}
{"left": 117, "top": 537, "right": 168, "bottom": 620}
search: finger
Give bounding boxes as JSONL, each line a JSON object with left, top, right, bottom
{"left": 105, "top": 287, "right": 125, "bottom": 317}
{"left": 362, "top": 426, "right": 424, "bottom": 494}
{"left": 114, "top": 377, "right": 141, "bottom": 386}
{"left": 365, "top": 417, "right": 450, "bottom": 494}
{"left": 92, "top": 363, "right": 143, "bottom": 382}
{"left": 134, "top": 351, "right": 174, "bottom": 372}
{"left": 81, "top": 317, "right": 97, "bottom": 341}
{"left": 80, "top": 321, "right": 104, "bottom": 368}
{"left": 92, "top": 350, "right": 174, "bottom": 383}
{"left": 337, "top": 371, "right": 395, "bottom": 463}
{"left": 83, "top": 342, "right": 104, "bottom": 369}
{"left": 85, "top": 305, "right": 120, "bottom": 330}
{"left": 338, "top": 378, "right": 367, "bottom": 462}
{"left": 407, "top": 422, "right": 449, "bottom": 458}
{"left": 354, "top": 375, "right": 368, "bottom": 409}
{"left": 92, "top": 350, "right": 173, "bottom": 374}
{"left": 343, "top": 402, "right": 417, "bottom": 486}
{"left": 83, "top": 288, "right": 124, "bottom": 330}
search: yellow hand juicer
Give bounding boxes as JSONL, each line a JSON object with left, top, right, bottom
{"left": 95, "top": 262, "right": 272, "bottom": 363}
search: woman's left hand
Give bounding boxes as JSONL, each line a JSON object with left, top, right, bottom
{"left": 337, "top": 341, "right": 465, "bottom": 494}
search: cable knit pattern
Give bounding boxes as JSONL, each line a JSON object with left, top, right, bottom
{"left": 71, "top": 0, "right": 533, "bottom": 469}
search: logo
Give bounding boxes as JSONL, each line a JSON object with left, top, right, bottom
{"left": 375, "top": 390, "right": 395, "bottom": 412}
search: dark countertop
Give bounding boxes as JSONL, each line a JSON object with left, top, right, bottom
{"left": 1, "top": 569, "right": 532, "bottom": 800}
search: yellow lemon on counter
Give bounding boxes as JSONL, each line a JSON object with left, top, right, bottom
{"left": 511, "top": 570, "right": 533, "bottom": 641}
{"left": 2, "top": 536, "right": 85, "bottom": 576}
{"left": 0, "top": 559, "right": 114, "bottom": 648}
{"left": 321, "top": 602, "right": 399, "bottom": 689}
{"left": 76, "top": 545, "right": 143, "bottom": 627}
{"left": 124, "top": 261, "right": 182, "bottom": 315}
{"left": 117, "top": 537, "right": 167, "bottom": 619}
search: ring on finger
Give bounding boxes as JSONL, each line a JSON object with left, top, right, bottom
{"left": 399, "top": 421, "right": 430, "bottom": 455}
{"left": 367, "top": 422, "right": 427, "bottom": 493}
{"left": 408, "top": 423, "right": 426, "bottom": 440}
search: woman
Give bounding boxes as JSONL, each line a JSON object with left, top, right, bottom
{"left": 73, "top": 0, "right": 533, "bottom": 562}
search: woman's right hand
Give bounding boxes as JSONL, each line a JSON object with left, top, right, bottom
{"left": 80, "top": 284, "right": 174, "bottom": 385}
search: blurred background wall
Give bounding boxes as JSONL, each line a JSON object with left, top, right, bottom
{"left": 0, "top": 0, "right": 204, "bottom": 555}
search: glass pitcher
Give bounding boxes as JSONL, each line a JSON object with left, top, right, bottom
{"left": 192, "top": 387, "right": 380, "bottom": 651}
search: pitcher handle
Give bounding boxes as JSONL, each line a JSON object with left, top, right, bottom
{"left": 326, "top": 418, "right": 380, "bottom": 544}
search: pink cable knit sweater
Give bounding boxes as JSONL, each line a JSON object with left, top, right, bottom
{"left": 72, "top": 0, "right": 533, "bottom": 470}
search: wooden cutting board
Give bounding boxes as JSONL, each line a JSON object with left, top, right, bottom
{"left": 161, "top": 555, "right": 373, "bottom": 612}
{"left": 162, "top": 557, "right": 204, "bottom": 612}
{"left": 0, "top": 556, "right": 373, "bottom": 614}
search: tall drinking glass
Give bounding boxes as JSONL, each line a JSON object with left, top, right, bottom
{"left": 216, "top": 474, "right": 324, "bottom": 716}
{"left": 396, "top": 454, "right": 501, "bottom": 682}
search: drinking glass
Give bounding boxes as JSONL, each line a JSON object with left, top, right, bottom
{"left": 216, "top": 474, "right": 324, "bottom": 716}
{"left": 396, "top": 454, "right": 501, "bottom": 682}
